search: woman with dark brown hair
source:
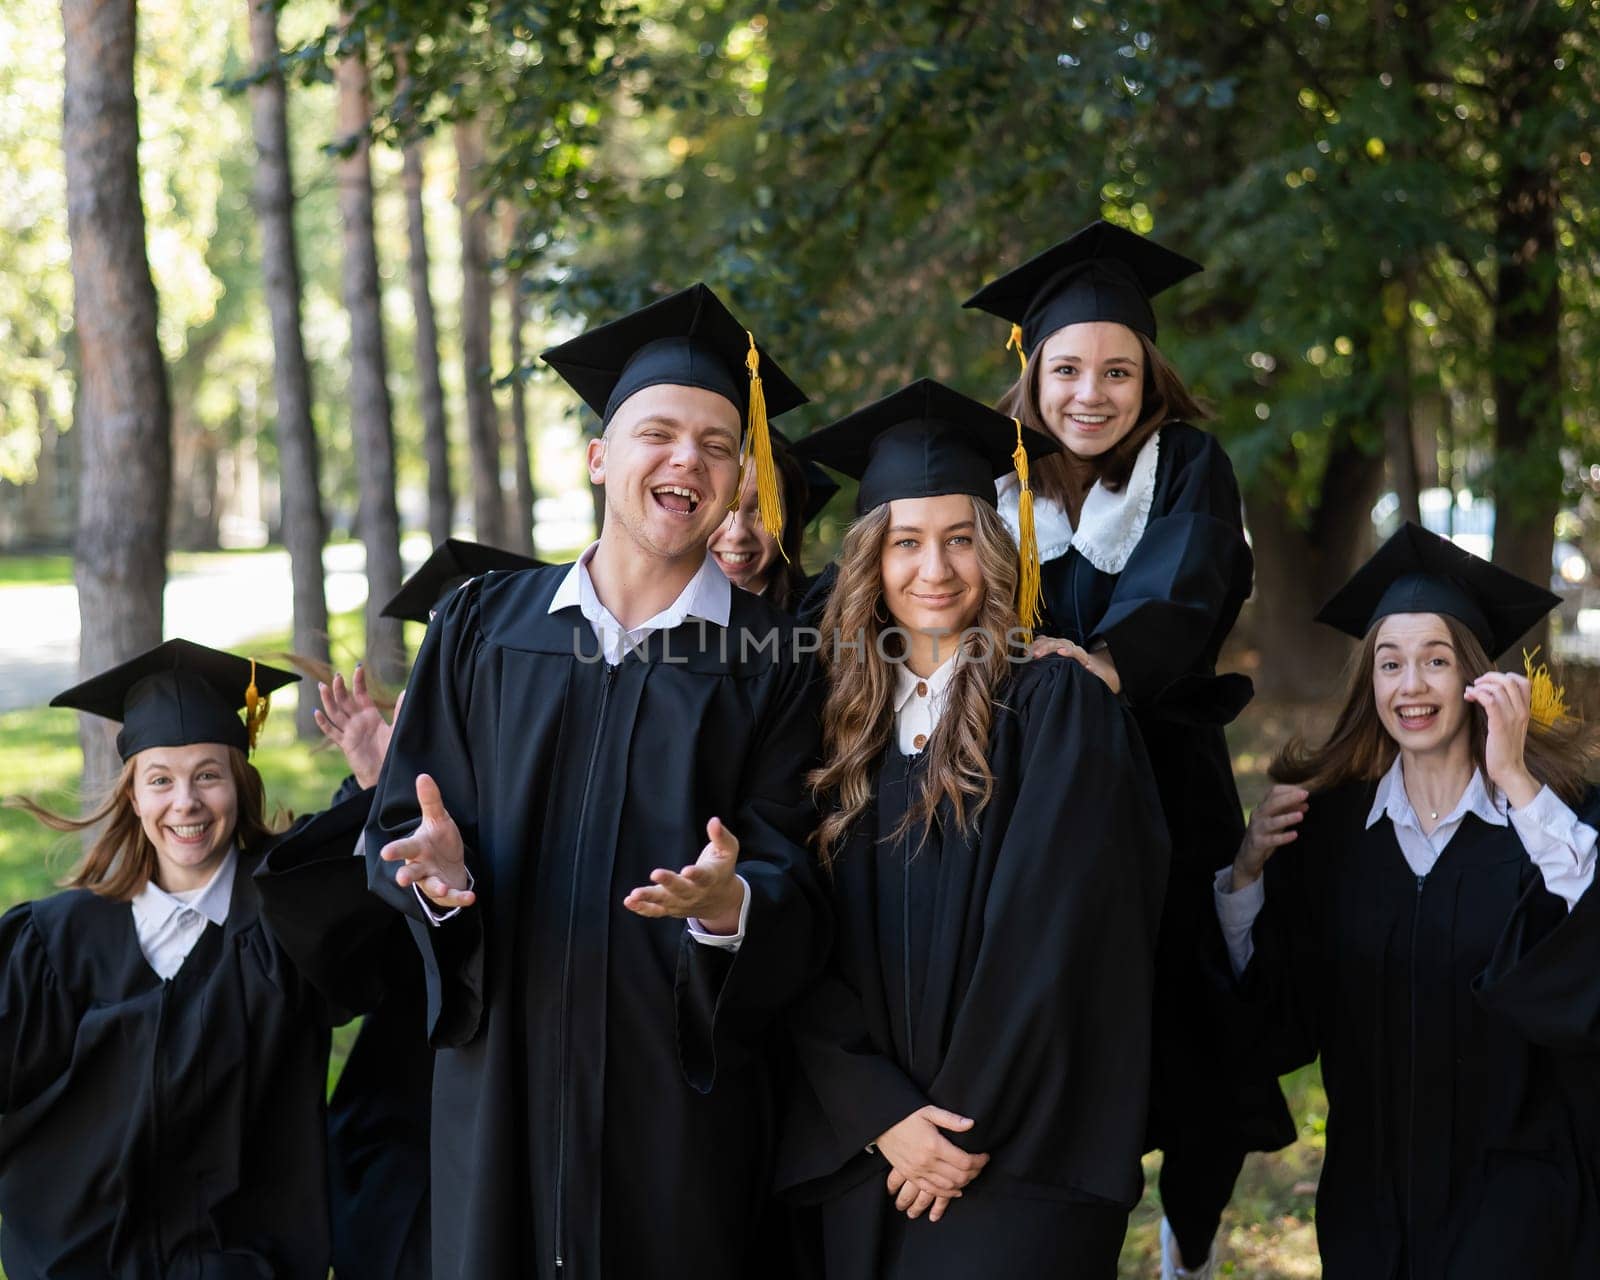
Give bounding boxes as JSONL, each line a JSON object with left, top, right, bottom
{"left": 1215, "top": 524, "right": 1600, "bottom": 1279}
{"left": 965, "top": 219, "right": 1284, "bottom": 1278}
{"left": 0, "top": 640, "right": 349, "bottom": 1279}
{"left": 779, "top": 381, "right": 1169, "bottom": 1278}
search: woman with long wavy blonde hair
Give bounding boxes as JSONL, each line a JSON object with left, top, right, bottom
{"left": 778, "top": 380, "right": 1169, "bottom": 1279}
{"left": 1216, "top": 524, "right": 1600, "bottom": 1279}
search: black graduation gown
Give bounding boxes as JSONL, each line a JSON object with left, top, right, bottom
{"left": 253, "top": 780, "right": 433, "bottom": 1280}
{"left": 0, "top": 848, "right": 337, "bottom": 1280}
{"left": 778, "top": 658, "right": 1170, "bottom": 1279}
{"left": 1225, "top": 782, "right": 1600, "bottom": 1278}
{"left": 1033, "top": 422, "right": 1292, "bottom": 1152}
{"left": 362, "top": 565, "right": 829, "bottom": 1280}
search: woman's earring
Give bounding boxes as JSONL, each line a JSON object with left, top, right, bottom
{"left": 872, "top": 597, "right": 890, "bottom": 626}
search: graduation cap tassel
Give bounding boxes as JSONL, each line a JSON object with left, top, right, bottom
{"left": 744, "top": 331, "right": 789, "bottom": 562}
{"left": 1011, "top": 417, "right": 1042, "bottom": 642}
{"left": 1006, "top": 323, "right": 1027, "bottom": 376}
{"left": 1522, "top": 646, "right": 1571, "bottom": 728}
{"left": 243, "top": 658, "right": 271, "bottom": 753}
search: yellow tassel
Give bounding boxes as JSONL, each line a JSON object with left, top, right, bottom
{"left": 1522, "top": 646, "right": 1570, "bottom": 728}
{"left": 743, "top": 331, "right": 789, "bottom": 562}
{"left": 1006, "top": 323, "right": 1027, "bottom": 376}
{"left": 244, "top": 658, "right": 271, "bottom": 753}
{"left": 1011, "top": 417, "right": 1042, "bottom": 642}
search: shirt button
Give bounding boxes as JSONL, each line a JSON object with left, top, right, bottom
{"left": 916, "top": 681, "right": 928, "bottom": 697}
{"left": 912, "top": 733, "right": 927, "bottom": 750}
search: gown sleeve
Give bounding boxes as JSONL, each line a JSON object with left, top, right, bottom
{"left": 254, "top": 784, "right": 398, "bottom": 1017}
{"left": 676, "top": 655, "right": 832, "bottom": 1092}
{"left": 1473, "top": 787, "right": 1600, "bottom": 1053}
{"left": 1219, "top": 793, "right": 1338, "bottom": 1080}
{"left": 776, "top": 949, "right": 932, "bottom": 1200}
{"left": 362, "top": 579, "right": 489, "bottom": 1048}
{"left": 1091, "top": 430, "right": 1253, "bottom": 707}
{"left": 0, "top": 903, "right": 84, "bottom": 1115}
{"left": 920, "top": 662, "right": 1169, "bottom": 1201}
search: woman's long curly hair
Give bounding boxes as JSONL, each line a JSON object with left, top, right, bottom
{"left": 1271, "top": 614, "right": 1598, "bottom": 804}
{"left": 809, "top": 498, "right": 1023, "bottom": 866}
{"left": 7, "top": 746, "right": 279, "bottom": 901}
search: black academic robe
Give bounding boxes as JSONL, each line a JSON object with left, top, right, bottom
{"left": 1227, "top": 782, "right": 1600, "bottom": 1279}
{"left": 1034, "top": 422, "right": 1292, "bottom": 1152}
{"left": 779, "top": 658, "right": 1170, "bottom": 1279}
{"left": 362, "top": 565, "right": 829, "bottom": 1280}
{"left": 253, "top": 780, "right": 433, "bottom": 1280}
{"left": 0, "top": 846, "right": 336, "bottom": 1280}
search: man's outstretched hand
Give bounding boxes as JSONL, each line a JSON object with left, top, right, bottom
{"left": 623, "top": 816, "right": 743, "bottom": 934}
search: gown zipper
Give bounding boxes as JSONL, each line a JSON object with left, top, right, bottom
{"left": 1406, "top": 871, "right": 1425, "bottom": 1280}
{"left": 553, "top": 661, "right": 618, "bottom": 1274}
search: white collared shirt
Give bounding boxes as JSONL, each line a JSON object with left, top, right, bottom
{"left": 548, "top": 541, "right": 732, "bottom": 666}
{"left": 892, "top": 655, "right": 958, "bottom": 755}
{"left": 1215, "top": 758, "right": 1598, "bottom": 975}
{"left": 130, "top": 849, "right": 237, "bottom": 980}
{"left": 418, "top": 543, "right": 748, "bottom": 949}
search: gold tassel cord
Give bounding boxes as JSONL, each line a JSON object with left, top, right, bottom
{"left": 1011, "top": 417, "right": 1041, "bottom": 642}
{"left": 1006, "top": 323, "right": 1027, "bottom": 376}
{"left": 744, "top": 332, "right": 789, "bottom": 562}
{"left": 1521, "top": 646, "right": 1570, "bottom": 728}
{"left": 244, "top": 658, "right": 271, "bottom": 753}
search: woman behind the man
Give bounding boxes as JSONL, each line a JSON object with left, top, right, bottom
{"left": 780, "top": 380, "right": 1169, "bottom": 1278}
{"left": 1217, "top": 523, "right": 1600, "bottom": 1278}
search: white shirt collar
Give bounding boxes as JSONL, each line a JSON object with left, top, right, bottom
{"left": 1365, "top": 755, "right": 1508, "bottom": 833}
{"left": 893, "top": 653, "right": 959, "bottom": 715}
{"left": 549, "top": 541, "right": 732, "bottom": 632}
{"left": 130, "top": 846, "right": 238, "bottom": 934}
{"left": 996, "top": 427, "right": 1162, "bottom": 573}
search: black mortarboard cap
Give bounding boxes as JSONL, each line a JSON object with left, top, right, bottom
{"left": 1315, "top": 522, "right": 1559, "bottom": 657}
{"left": 539, "top": 282, "right": 807, "bottom": 426}
{"left": 794, "top": 379, "right": 1059, "bottom": 515}
{"left": 50, "top": 638, "right": 300, "bottom": 759}
{"left": 963, "top": 219, "right": 1203, "bottom": 354}
{"left": 771, "top": 427, "right": 839, "bottom": 526}
{"left": 381, "top": 538, "right": 544, "bottom": 624}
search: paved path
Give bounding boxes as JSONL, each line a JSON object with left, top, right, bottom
{"left": 0, "top": 543, "right": 383, "bottom": 714}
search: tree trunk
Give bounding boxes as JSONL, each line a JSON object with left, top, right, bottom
{"left": 455, "top": 119, "right": 504, "bottom": 546}
{"left": 1488, "top": 49, "right": 1563, "bottom": 660}
{"left": 1246, "top": 433, "right": 1385, "bottom": 702}
{"left": 402, "top": 136, "right": 454, "bottom": 549}
{"left": 1380, "top": 275, "right": 1421, "bottom": 526}
{"left": 501, "top": 207, "right": 537, "bottom": 557}
{"left": 248, "top": 0, "right": 332, "bottom": 737}
{"left": 61, "top": 0, "right": 172, "bottom": 791}
{"left": 335, "top": 13, "right": 406, "bottom": 685}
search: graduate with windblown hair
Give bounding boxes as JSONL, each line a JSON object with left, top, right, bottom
{"left": 0, "top": 642, "right": 339, "bottom": 1279}
{"left": 1215, "top": 524, "right": 1600, "bottom": 1279}
{"left": 781, "top": 381, "right": 1169, "bottom": 1278}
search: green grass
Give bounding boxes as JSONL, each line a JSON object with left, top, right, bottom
{"left": 0, "top": 553, "right": 74, "bottom": 588}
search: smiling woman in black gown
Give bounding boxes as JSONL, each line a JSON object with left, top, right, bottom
{"left": 780, "top": 380, "right": 1169, "bottom": 1279}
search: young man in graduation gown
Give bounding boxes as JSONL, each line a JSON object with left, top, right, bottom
{"left": 361, "top": 284, "right": 830, "bottom": 1280}
{"left": 255, "top": 538, "right": 542, "bottom": 1280}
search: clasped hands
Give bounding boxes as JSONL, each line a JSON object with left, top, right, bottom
{"left": 873, "top": 1105, "right": 990, "bottom": 1224}
{"left": 379, "top": 779, "right": 743, "bottom": 934}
